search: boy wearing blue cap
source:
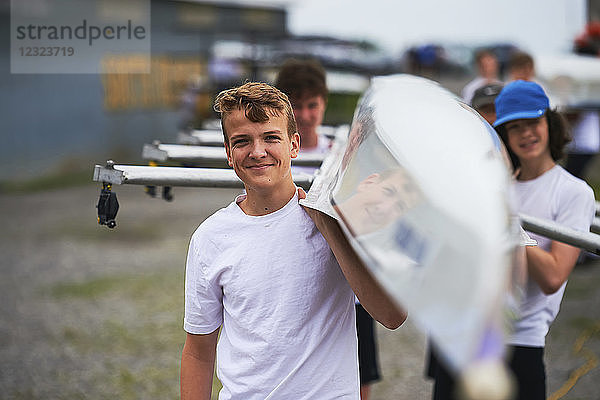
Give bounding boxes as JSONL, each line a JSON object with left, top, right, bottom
{"left": 494, "top": 80, "right": 596, "bottom": 399}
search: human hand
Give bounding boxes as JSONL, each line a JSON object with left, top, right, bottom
{"left": 297, "top": 187, "right": 307, "bottom": 200}
{"left": 297, "top": 187, "right": 335, "bottom": 228}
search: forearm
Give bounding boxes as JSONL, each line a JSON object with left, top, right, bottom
{"left": 181, "top": 332, "right": 218, "bottom": 400}
{"left": 181, "top": 353, "right": 214, "bottom": 400}
{"left": 315, "top": 213, "right": 407, "bottom": 329}
{"left": 525, "top": 242, "right": 580, "bottom": 295}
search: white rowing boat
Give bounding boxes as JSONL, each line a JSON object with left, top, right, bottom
{"left": 301, "top": 74, "right": 519, "bottom": 397}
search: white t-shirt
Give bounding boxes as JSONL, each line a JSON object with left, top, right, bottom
{"left": 184, "top": 191, "right": 359, "bottom": 399}
{"left": 508, "top": 165, "right": 595, "bottom": 347}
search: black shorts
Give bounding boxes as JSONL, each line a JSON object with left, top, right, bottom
{"left": 355, "top": 303, "right": 381, "bottom": 385}
{"left": 426, "top": 345, "right": 459, "bottom": 400}
{"left": 426, "top": 344, "right": 546, "bottom": 400}
{"left": 508, "top": 345, "right": 546, "bottom": 400}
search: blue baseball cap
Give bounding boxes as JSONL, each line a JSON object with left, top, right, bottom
{"left": 493, "top": 80, "right": 549, "bottom": 127}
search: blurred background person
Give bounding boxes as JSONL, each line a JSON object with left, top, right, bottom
{"left": 564, "top": 109, "right": 600, "bottom": 180}
{"left": 508, "top": 51, "right": 536, "bottom": 82}
{"left": 461, "top": 49, "right": 501, "bottom": 104}
{"left": 275, "top": 59, "right": 332, "bottom": 154}
{"left": 178, "top": 75, "right": 211, "bottom": 134}
{"left": 470, "top": 83, "right": 504, "bottom": 125}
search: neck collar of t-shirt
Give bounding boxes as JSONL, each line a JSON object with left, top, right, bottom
{"left": 516, "top": 164, "right": 560, "bottom": 186}
{"left": 232, "top": 190, "right": 299, "bottom": 221}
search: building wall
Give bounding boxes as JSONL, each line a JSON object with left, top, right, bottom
{"left": 0, "top": 0, "right": 286, "bottom": 181}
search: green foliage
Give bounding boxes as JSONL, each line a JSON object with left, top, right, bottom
{"left": 324, "top": 92, "right": 361, "bottom": 126}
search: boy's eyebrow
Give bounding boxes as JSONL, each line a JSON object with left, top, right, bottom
{"left": 228, "top": 129, "right": 284, "bottom": 140}
{"left": 229, "top": 133, "right": 249, "bottom": 140}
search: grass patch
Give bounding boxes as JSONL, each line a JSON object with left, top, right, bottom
{"left": 50, "top": 275, "right": 124, "bottom": 299}
{"left": 46, "top": 267, "right": 191, "bottom": 399}
{"left": 0, "top": 169, "right": 94, "bottom": 194}
{"left": 51, "top": 220, "right": 165, "bottom": 243}
{"left": 0, "top": 150, "right": 142, "bottom": 195}
{"left": 49, "top": 269, "right": 182, "bottom": 304}
{"left": 8, "top": 389, "right": 36, "bottom": 400}
{"left": 111, "top": 364, "right": 181, "bottom": 400}
{"left": 59, "top": 316, "right": 186, "bottom": 360}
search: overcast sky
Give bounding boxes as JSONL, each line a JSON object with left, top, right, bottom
{"left": 285, "top": 0, "right": 587, "bottom": 56}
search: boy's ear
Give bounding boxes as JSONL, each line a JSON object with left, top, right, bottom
{"left": 224, "top": 142, "right": 233, "bottom": 167}
{"left": 290, "top": 132, "right": 300, "bottom": 159}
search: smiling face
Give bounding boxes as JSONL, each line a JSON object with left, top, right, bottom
{"left": 505, "top": 116, "right": 552, "bottom": 165}
{"left": 224, "top": 108, "right": 300, "bottom": 194}
{"left": 336, "top": 169, "right": 422, "bottom": 236}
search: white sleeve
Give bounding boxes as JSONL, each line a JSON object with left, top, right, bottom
{"left": 183, "top": 233, "right": 223, "bottom": 334}
{"left": 555, "top": 181, "right": 595, "bottom": 233}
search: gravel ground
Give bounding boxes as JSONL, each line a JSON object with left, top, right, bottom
{"left": 1, "top": 184, "right": 598, "bottom": 399}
